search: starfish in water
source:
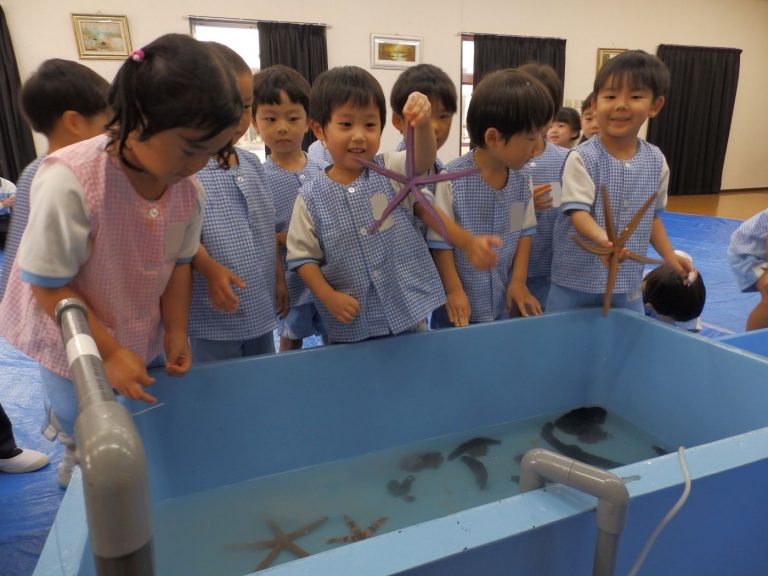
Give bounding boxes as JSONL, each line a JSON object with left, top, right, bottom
{"left": 227, "top": 516, "right": 328, "bottom": 571}
{"left": 572, "top": 185, "right": 661, "bottom": 315}
{"left": 327, "top": 514, "right": 388, "bottom": 544}
{"left": 356, "top": 124, "right": 477, "bottom": 238}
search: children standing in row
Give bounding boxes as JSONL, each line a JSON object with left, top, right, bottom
{"left": 286, "top": 66, "right": 500, "bottom": 343}
{"left": 548, "top": 50, "right": 693, "bottom": 314}
{"left": 253, "top": 64, "right": 326, "bottom": 352}
{"left": 0, "top": 34, "right": 243, "bottom": 485}
{"left": 428, "top": 68, "right": 555, "bottom": 327}
{"left": 0, "top": 59, "right": 110, "bottom": 298}
{"left": 189, "top": 43, "right": 284, "bottom": 362}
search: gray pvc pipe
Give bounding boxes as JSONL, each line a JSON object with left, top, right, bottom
{"left": 520, "top": 448, "right": 629, "bottom": 576}
{"left": 55, "top": 298, "right": 154, "bottom": 576}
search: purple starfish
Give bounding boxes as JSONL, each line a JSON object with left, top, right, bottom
{"left": 356, "top": 124, "right": 477, "bottom": 239}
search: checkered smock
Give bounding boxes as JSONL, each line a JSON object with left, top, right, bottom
{"left": 728, "top": 208, "right": 768, "bottom": 291}
{"left": 0, "top": 135, "right": 202, "bottom": 377}
{"left": 551, "top": 137, "right": 666, "bottom": 294}
{"left": 0, "top": 156, "right": 44, "bottom": 297}
{"left": 526, "top": 142, "right": 568, "bottom": 278}
{"left": 306, "top": 140, "right": 331, "bottom": 168}
{"left": 189, "top": 150, "right": 277, "bottom": 340}
{"left": 286, "top": 154, "right": 445, "bottom": 343}
{"left": 265, "top": 155, "right": 324, "bottom": 306}
{"left": 428, "top": 150, "right": 537, "bottom": 322}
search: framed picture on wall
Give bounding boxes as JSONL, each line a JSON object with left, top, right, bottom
{"left": 371, "top": 34, "right": 422, "bottom": 70}
{"left": 596, "top": 48, "right": 627, "bottom": 73}
{"left": 71, "top": 14, "right": 132, "bottom": 59}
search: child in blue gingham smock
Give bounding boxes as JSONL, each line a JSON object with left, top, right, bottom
{"left": 253, "top": 65, "right": 326, "bottom": 352}
{"left": 427, "top": 68, "right": 554, "bottom": 328}
{"left": 728, "top": 208, "right": 768, "bottom": 330}
{"left": 547, "top": 50, "right": 694, "bottom": 314}
{"left": 287, "top": 66, "right": 500, "bottom": 343}
{"left": 189, "top": 44, "right": 283, "bottom": 362}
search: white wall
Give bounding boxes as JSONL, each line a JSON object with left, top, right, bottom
{"left": 2, "top": 0, "right": 766, "bottom": 190}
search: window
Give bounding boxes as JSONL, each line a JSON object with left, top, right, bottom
{"left": 189, "top": 18, "right": 264, "bottom": 158}
{"left": 460, "top": 35, "right": 474, "bottom": 154}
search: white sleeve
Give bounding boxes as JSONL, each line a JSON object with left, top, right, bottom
{"left": 560, "top": 151, "right": 595, "bottom": 210}
{"left": 18, "top": 161, "right": 91, "bottom": 285}
{"left": 426, "top": 180, "right": 455, "bottom": 247}
{"left": 176, "top": 179, "right": 205, "bottom": 263}
{"left": 656, "top": 156, "right": 670, "bottom": 211}
{"left": 286, "top": 196, "right": 323, "bottom": 267}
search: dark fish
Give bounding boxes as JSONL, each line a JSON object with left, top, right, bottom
{"left": 399, "top": 451, "right": 444, "bottom": 472}
{"left": 448, "top": 437, "right": 501, "bottom": 461}
{"left": 510, "top": 475, "right": 520, "bottom": 484}
{"left": 387, "top": 475, "right": 416, "bottom": 499}
{"left": 460, "top": 455, "right": 488, "bottom": 490}
{"left": 652, "top": 445, "right": 669, "bottom": 456}
{"left": 554, "top": 406, "right": 609, "bottom": 444}
{"left": 541, "top": 422, "right": 624, "bottom": 469}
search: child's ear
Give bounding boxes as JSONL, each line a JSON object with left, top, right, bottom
{"left": 391, "top": 113, "right": 405, "bottom": 135}
{"left": 310, "top": 119, "right": 325, "bottom": 142}
{"left": 484, "top": 127, "right": 501, "bottom": 148}
{"left": 60, "top": 110, "right": 87, "bottom": 137}
{"left": 648, "top": 95, "right": 666, "bottom": 118}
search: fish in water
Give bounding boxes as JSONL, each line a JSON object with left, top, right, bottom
{"left": 399, "top": 451, "right": 444, "bottom": 472}
{"left": 540, "top": 422, "right": 624, "bottom": 469}
{"left": 554, "top": 406, "right": 609, "bottom": 444}
{"left": 387, "top": 475, "right": 416, "bottom": 502}
{"left": 460, "top": 455, "right": 488, "bottom": 490}
{"left": 448, "top": 437, "right": 501, "bottom": 461}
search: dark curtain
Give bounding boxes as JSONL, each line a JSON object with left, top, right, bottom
{"left": 0, "top": 7, "right": 36, "bottom": 182}
{"left": 473, "top": 33, "right": 566, "bottom": 104}
{"left": 258, "top": 21, "right": 328, "bottom": 151}
{"left": 647, "top": 45, "right": 741, "bottom": 195}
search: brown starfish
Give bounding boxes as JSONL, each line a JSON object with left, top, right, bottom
{"left": 226, "top": 516, "right": 328, "bottom": 571}
{"left": 572, "top": 185, "right": 661, "bottom": 315}
{"left": 327, "top": 514, "right": 388, "bottom": 544}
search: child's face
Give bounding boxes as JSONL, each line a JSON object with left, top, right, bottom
{"left": 494, "top": 129, "right": 543, "bottom": 171}
{"left": 233, "top": 71, "right": 255, "bottom": 143}
{"left": 252, "top": 90, "right": 309, "bottom": 156}
{"left": 393, "top": 98, "right": 454, "bottom": 151}
{"left": 125, "top": 126, "right": 237, "bottom": 186}
{"left": 580, "top": 107, "right": 599, "bottom": 140}
{"left": 546, "top": 121, "right": 579, "bottom": 148}
{"left": 313, "top": 100, "right": 382, "bottom": 183}
{"left": 595, "top": 77, "right": 664, "bottom": 143}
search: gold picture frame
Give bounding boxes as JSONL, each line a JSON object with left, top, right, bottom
{"left": 596, "top": 48, "right": 627, "bottom": 73}
{"left": 71, "top": 14, "right": 132, "bottom": 60}
{"left": 370, "top": 34, "right": 422, "bottom": 70}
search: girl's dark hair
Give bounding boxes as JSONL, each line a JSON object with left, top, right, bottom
{"left": 390, "top": 63, "right": 457, "bottom": 116}
{"left": 516, "top": 62, "right": 563, "bottom": 116}
{"left": 581, "top": 92, "right": 594, "bottom": 112}
{"left": 643, "top": 265, "right": 706, "bottom": 322}
{"left": 594, "top": 50, "right": 670, "bottom": 100}
{"left": 20, "top": 59, "right": 110, "bottom": 135}
{"left": 467, "top": 68, "right": 554, "bottom": 148}
{"left": 309, "top": 66, "right": 386, "bottom": 130}
{"left": 207, "top": 41, "right": 250, "bottom": 76}
{"left": 553, "top": 107, "right": 581, "bottom": 141}
{"left": 106, "top": 34, "right": 242, "bottom": 158}
{"left": 252, "top": 64, "right": 311, "bottom": 116}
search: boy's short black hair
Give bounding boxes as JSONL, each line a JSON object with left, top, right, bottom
{"left": 20, "top": 59, "right": 110, "bottom": 135}
{"left": 390, "top": 64, "right": 457, "bottom": 116}
{"left": 467, "top": 68, "right": 554, "bottom": 148}
{"left": 208, "top": 42, "right": 250, "bottom": 76}
{"left": 553, "top": 107, "right": 581, "bottom": 140}
{"left": 581, "top": 92, "right": 594, "bottom": 112}
{"left": 252, "top": 64, "right": 311, "bottom": 116}
{"left": 310, "top": 66, "right": 386, "bottom": 130}
{"left": 516, "top": 62, "right": 563, "bottom": 116}
{"left": 643, "top": 265, "right": 706, "bottom": 322}
{"left": 594, "top": 50, "right": 670, "bottom": 100}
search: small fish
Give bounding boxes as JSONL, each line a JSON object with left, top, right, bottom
{"left": 554, "top": 406, "right": 609, "bottom": 444}
{"left": 541, "top": 422, "right": 624, "bottom": 469}
{"left": 399, "top": 451, "right": 444, "bottom": 472}
{"left": 448, "top": 437, "right": 501, "bottom": 461}
{"left": 652, "top": 445, "right": 669, "bottom": 456}
{"left": 510, "top": 475, "right": 520, "bottom": 484}
{"left": 460, "top": 455, "right": 488, "bottom": 490}
{"left": 387, "top": 475, "right": 416, "bottom": 500}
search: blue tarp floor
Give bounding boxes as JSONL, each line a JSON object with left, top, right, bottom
{"left": 0, "top": 212, "right": 760, "bottom": 576}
